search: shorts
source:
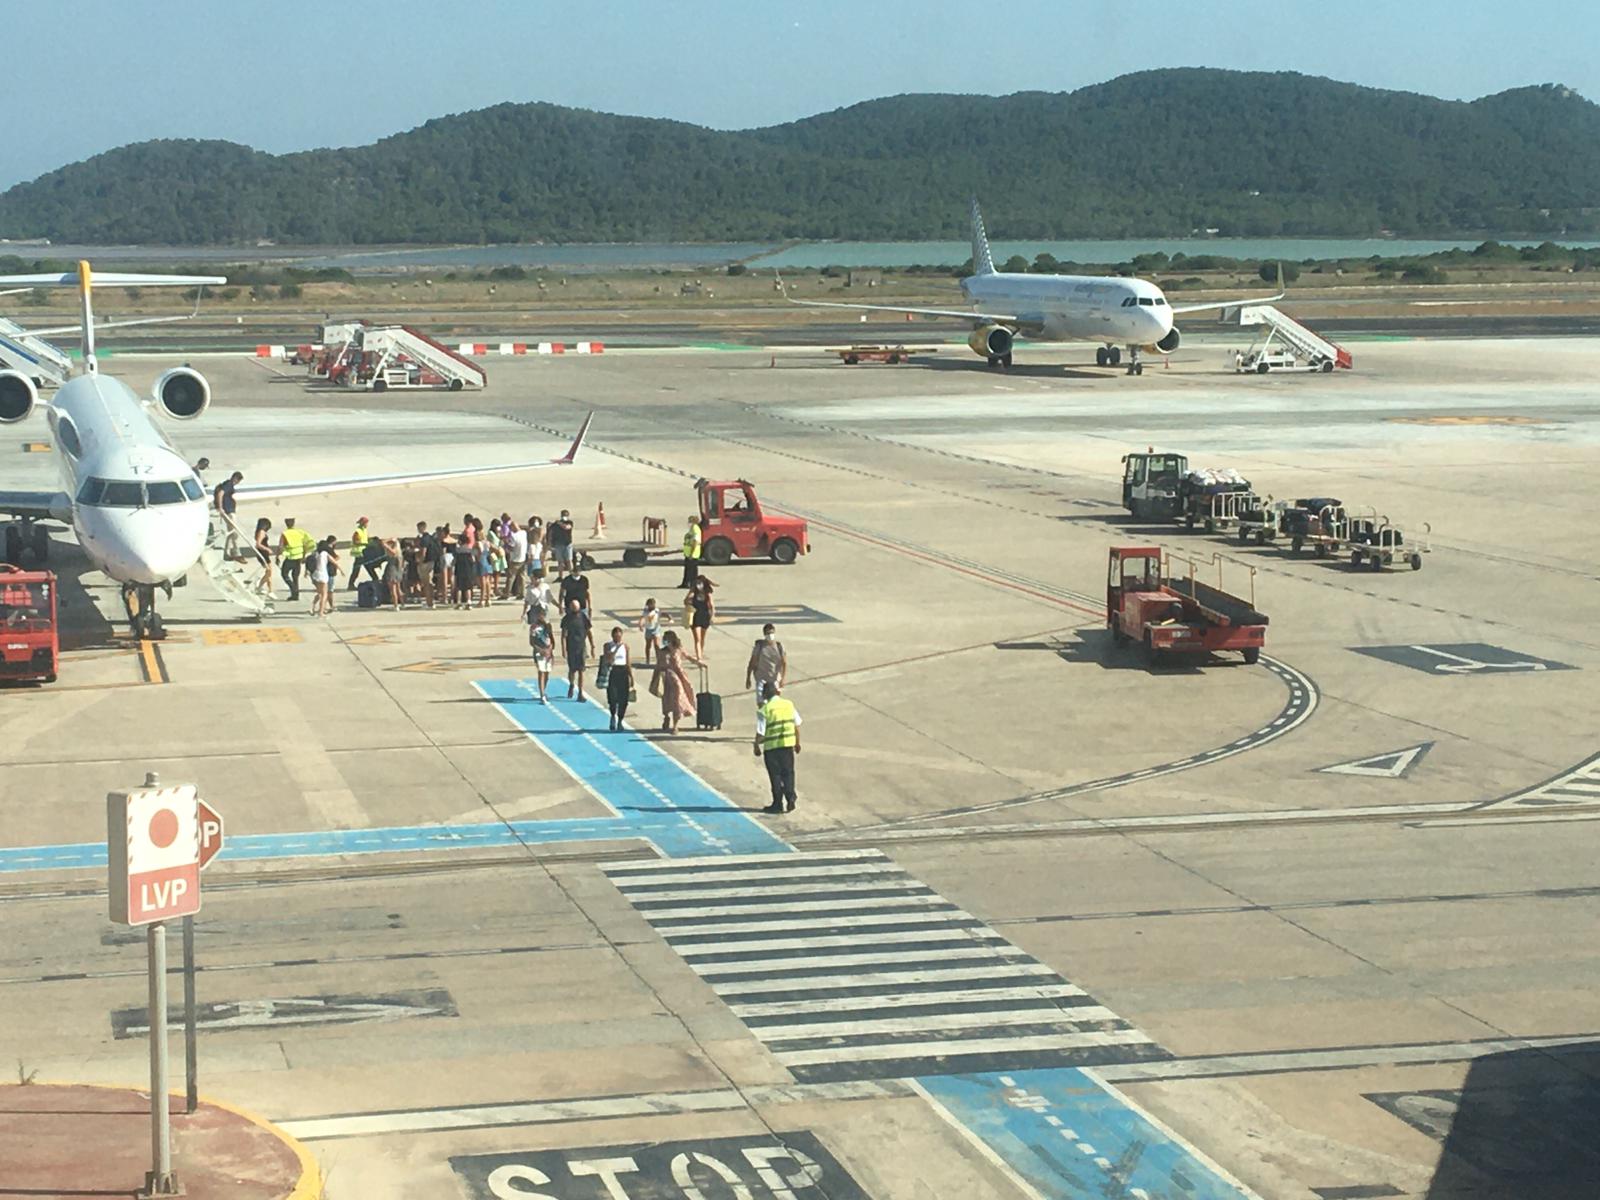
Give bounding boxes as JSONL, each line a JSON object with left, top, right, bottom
{"left": 552, "top": 544, "right": 573, "bottom": 568}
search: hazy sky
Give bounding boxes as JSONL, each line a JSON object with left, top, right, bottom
{"left": 5, "top": 1, "right": 1596, "bottom": 189}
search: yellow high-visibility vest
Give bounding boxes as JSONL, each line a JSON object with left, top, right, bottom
{"left": 760, "top": 696, "right": 799, "bottom": 751}
{"left": 283, "top": 528, "right": 315, "bottom": 560}
{"left": 352, "top": 527, "right": 370, "bottom": 550}
{"left": 683, "top": 523, "right": 702, "bottom": 559}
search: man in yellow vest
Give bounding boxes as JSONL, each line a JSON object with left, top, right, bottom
{"left": 277, "top": 517, "right": 316, "bottom": 601}
{"left": 346, "top": 516, "right": 371, "bottom": 591}
{"left": 754, "top": 683, "right": 802, "bottom": 814}
{"left": 679, "top": 515, "right": 703, "bottom": 588}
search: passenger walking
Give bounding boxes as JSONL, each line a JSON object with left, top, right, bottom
{"left": 381, "top": 537, "right": 403, "bottom": 610}
{"left": 252, "top": 517, "right": 275, "bottom": 596}
{"left": 213, "top": 470, "right": 244, "bottom": 558}
{"left": 309, "top": 536, "right": 340, "bottom": 617}
{"left": 549, "top": 509, "right": 575, "bottom": 574}
{"left": 755, "top": 682, "right": 802, "bottom": 814}
{"left": 560, "top": 565, "right": 591, "bottom": 617}
{"left": 504, "top": 519, "right": 527, "bottom": 599}
{"left": 652, "top": 629, "right": 700, "bottom": 735}
{"left": 600, "top": 627, "right": 634, "bottom": 731}
{"left": 745, "top": 623, "right": 787, "bottom": 706}
{"left": 639, "top": 598, "right": 661, "bottom": 664}
{"left": 452, "top": 522, "right": 478, "bottom": 609}
{"left": 688, "top": 576, "right": 715, "bottom": 661}
{"left": 679, "top": 514, "right": 702, "bottom": 587}
{"left": 346, "top": 517, "right": 371, "bottom": 590}
{"left": 526, "top": 603, "right": 555, "bottom": 702}
{"left": 561, "top": 597, "right": 594, "bottom": 701}
{"left": 525, "top": 518, "right": 545, "bottom": 588}
{"left": 278, "top": 518, "right": 315, "bottom": 601}
{"left": 524, "top": 572, "right": 555, "bottom": 625}
{"left": 476, "top": 517, "right": 496, "bottom": 607}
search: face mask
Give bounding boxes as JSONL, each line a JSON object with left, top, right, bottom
{"left": 764, "top": 634, "right": 775, "bottom": 642}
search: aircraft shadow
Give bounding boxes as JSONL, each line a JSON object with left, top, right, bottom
{"left": 44, "top": 540, "right": 120, "bottom": 651}
{"left": 909, "top": 357, "right": 1108, "bottom": 380}
{"left": 1367, "top": 1041, "right": 1600, "bottom": 1199}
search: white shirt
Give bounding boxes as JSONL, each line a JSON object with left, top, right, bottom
{"left": 606, "top": 641, "right": 630, "bottom": 667}
{"left": 507, "top": 528, "right": 529, "bottom": 564}
{"left": 524, "top": 581, "right": 555, "bottom": 618}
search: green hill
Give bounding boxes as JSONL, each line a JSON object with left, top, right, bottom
{"left": 2, "top": 70, "right": 1597, "bottom": 244}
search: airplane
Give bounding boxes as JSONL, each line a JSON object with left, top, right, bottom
{"left": 0, "top": 261, "right": 592, "bottom": 639}
{"left": 783, "top": 198, "right": 1285, "bottom": 375}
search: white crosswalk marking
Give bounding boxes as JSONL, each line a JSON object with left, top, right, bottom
{"left": 604, "top": 850, "right": 1167, "bottom": 1082}
{"left": 1484, "top": 752, "right": 1600, "bottom": 809}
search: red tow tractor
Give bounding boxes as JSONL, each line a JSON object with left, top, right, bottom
{"left": 0, "top": 564, "right": 58, "bottom": 684}
{"left": 1106, "top": 546, "right": 1267, "bottom": 665}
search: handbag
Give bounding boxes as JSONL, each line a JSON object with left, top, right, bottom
{"left": 596, "top": 660, "right": 612, "bottom": 687}
{"left": 648, "top": 667, "right": 663, "bottom": 698}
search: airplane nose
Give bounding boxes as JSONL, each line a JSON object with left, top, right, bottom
{"left": 103, "top": 510, "right": 207, "bottom": 583}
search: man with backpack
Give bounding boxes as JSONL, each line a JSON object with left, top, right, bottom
{"left": 745, "top": 623, "right": 787, "bottom": 708}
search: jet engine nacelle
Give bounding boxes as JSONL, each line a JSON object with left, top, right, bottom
{"left": 152, "top": 367, "right": 211, "bottom": 420}
{"left": 1154, "top": 327, "right": 1181, "bottom": 354}
{"left": 0, "top": 370, "right": 38, "bottom": 424}
{"left": 968, "top": 324, "right": 1014, "bottom": 359}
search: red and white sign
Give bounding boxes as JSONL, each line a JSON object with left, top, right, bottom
{"left": 197, "top": 799, "right": 225, "bottom": 870}
{"left": 107, "top": 785, "right": 202, "bottom": 925}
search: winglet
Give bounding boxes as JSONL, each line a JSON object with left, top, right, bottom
{"left": 78, "top": 260, "right": 96, "bottom": 372}
{"left": 557, "top": 411, "right": 594, "bottom": 464}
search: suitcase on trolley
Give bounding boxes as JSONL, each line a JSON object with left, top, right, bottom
{"left": 695, "top": 665, "right": 722, "bottom": 731}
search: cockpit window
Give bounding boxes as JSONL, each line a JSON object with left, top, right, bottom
{"left": 181, "top": 477, "right": 203, "bottom": 501}
{"left": 77, "top": 477, "right": 104, "bottom": 505}
{"left": 1121, "top": 297, "right": 1135, "bottom": 307}
{"left": 99, "top": 480, "right": 144, "bottom": 507}
{"left": 146, "top": 481, "right": 185, "bottom": 505}
{"left": 1154, "top": 297, "right": 1167, "bottom": 306}
{"left": 1139, "top": 298, "right": 1154, "bottom": 306}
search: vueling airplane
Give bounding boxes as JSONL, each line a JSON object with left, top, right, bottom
{"left": 787, "top": 198, "right": 1284, "bottom": 374}
{"left": 0, "top": 262, "right": 589, "bottom": 639}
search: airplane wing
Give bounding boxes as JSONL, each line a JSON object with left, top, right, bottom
{"left": 0, "top": 489, "right": 71, "bottom": 521}
{"left": 233, "top": 412, "right": 592, "bottom": 503}
{"left": 1170, "top": 265, "right": 1286, "bottom": 315}
{"left": 784, "top": 295, "right": 1022, "bottom": 324}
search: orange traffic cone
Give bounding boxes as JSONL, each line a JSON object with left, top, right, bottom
{"left": 592, "top": 502, "right": 607, "bottom": 539}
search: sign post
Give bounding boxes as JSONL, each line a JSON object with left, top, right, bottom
{"left": 184, "top": 799, "right": 224, "bottom": 1115}
{"left": 107, "top": 773, "right": 202, "bottom": 1199}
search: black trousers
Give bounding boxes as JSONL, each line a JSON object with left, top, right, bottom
{"left": 679, "top": 556, "right": 699, "bottom": 588}
{"left": 763, "top": 747, "right": 797, "bottom": 808}
{"left": 607, "top": 667, "right": 632, "bottom": 722}
{"left": 280, "top": 557, "right": 304, "bottom": 599}
{"left": 347, "top": 559, "right": 381, "bottom": 589}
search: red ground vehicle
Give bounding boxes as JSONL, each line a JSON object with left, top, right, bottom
{"left": 1106, "top": 546, "right": 1266, "bottom": 665}
{"left": 0, "top": 565, "right": 58, "bottom": 684}
{"left": 697, "top": 478, "right": 809, "bottom": 565}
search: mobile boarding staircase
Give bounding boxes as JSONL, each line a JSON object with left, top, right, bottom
{"left": 0, "top": 318, "right": 72, "bottom": 387}
{"left": 357, "top": 326, "right": 488, "bottom": 392}
{"left": 1226, "top": 304, "right": 1353, "bottom": 370}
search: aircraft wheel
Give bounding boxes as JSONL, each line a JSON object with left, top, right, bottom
{"left": 1096, "top": 347, "right": 1108, "bottom": 366}
{"left": 1001, "top": 352, "right": 1013, "bottom": 368}
{"left": 147, "top": 612, "right": 166, "bottom": 640}
{"left": 1109, "top": 347, "right": 1122, "bottom": 365}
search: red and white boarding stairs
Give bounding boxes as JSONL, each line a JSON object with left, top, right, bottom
{"left": 363, "top": 326, "right": 488, "bottom": 391}
{"left": 1225, "top": 304, "right": 1353, "bottom": 369}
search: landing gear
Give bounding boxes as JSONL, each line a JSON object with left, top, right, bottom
{"left": 1095, "top": 346, "right": 1123, "bottom": 367}
{"left": 985, "top": 352, "right": 1014, "bottom": 369}
{"left": 122, "top": 582, "right": 168, "bottom": 641}
{"left": 1124, "top": 345, "right": 1144, "bottom": 376}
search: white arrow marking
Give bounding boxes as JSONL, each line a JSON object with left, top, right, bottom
{"left": 122, "top": 997, "right": 449, "bottom": 1035}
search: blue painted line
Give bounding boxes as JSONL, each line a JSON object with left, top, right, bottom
{"left": 0, "top": 678, "right": 789, "bottom": 874}
{"left": 917, "top": 1070, "right": 1258, "bottom": 1199}
{"left": 476, "top": 678, "right": 791, "bottom": 859}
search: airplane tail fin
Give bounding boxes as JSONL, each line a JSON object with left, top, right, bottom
{"left": 969, "top": 197, "right": 996, "bottom": 276}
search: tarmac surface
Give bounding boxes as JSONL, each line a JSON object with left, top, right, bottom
{"left": 3, "top": 333, "right": 1599, "bottom": 1199}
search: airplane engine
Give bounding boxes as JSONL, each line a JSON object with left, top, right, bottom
{"left": 1155, "top": 328, "right": 1181, "bottom": 354}
{"left": 0, "top": 370, "right": 38, "bottom": 423}
{"left": 152, "top": 367, "right": 211, "bottom": 420}
{"left": 967, "top": 324, "right": 1014, "bottom": 359}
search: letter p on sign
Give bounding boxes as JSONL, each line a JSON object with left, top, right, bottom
{"left": 107, "top": 784, "right": 202, "bottom": 925}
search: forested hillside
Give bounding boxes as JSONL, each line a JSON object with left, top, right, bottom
{"left": 1, "top": 70, "right": 1595, "bottom": 244}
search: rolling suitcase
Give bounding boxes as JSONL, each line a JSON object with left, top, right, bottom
{"left": 357, "top": 580, "right": 380, "bottom": 609}
{"left": 695, "top": 665, "right": 722, "bottom": 731}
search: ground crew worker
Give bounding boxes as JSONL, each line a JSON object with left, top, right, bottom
{"left": 278, "top": 517, "right": 315, "bottom": 601}
{"left": 679, "top": 515, "right": 702, "bottom": 588}
{"left": 346, "top": 516, "right": 371, "bottom": 591}
{"left": 755, "top": 682, "right": 801, "bottom": 814}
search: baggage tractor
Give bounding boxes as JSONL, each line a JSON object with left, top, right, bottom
{"left": 696, "top": 664, "right": 722, "bottom": 730}
{"left": 357, "top": 580, "right": 380, "bottom": 609}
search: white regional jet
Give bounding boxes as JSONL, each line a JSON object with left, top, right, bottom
{"left": 0, "top": 262, "right": 590, "bottom": 639}
{"left": 787, "top": 199, "right": 1284, "bottom": 374}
